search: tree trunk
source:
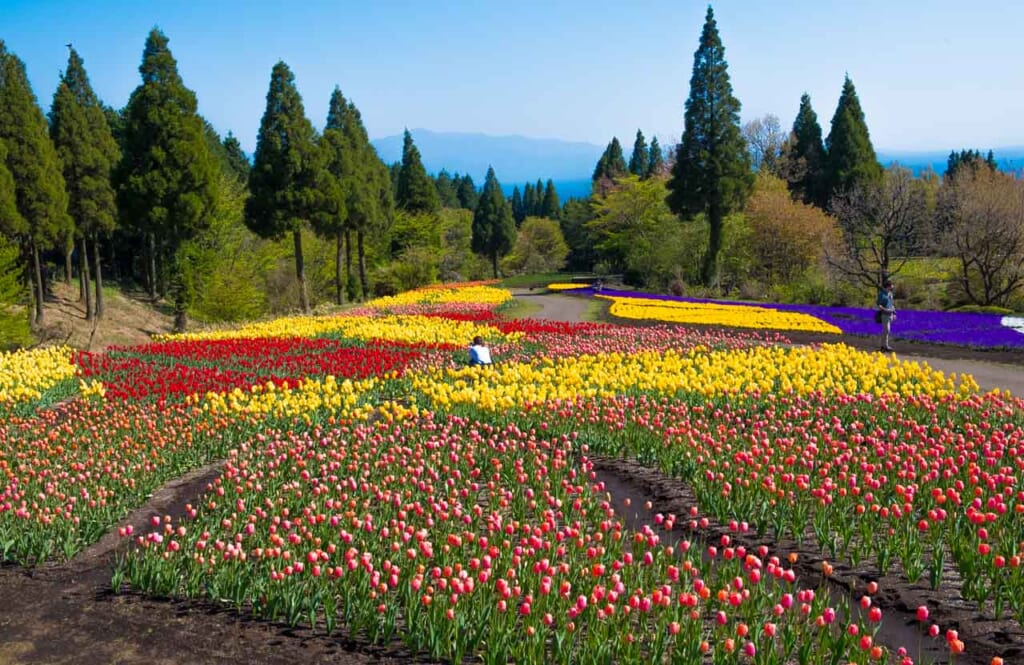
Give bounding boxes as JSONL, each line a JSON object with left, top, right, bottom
{"left": 78, "top": 241, "right": 88, "bottom": 302}
{"left": 702, "top": 205, "right": 723, "bottom": 287}
{"left": 80, "top": 237, "right": 93, "bottom": 322}
{"left": 147, "top": 233, "right": 157, "bottom": 300}
{"left": 335, "top": 232, "right": 344, "bottom": 305}
{"left": 64, "top": 247, "right": 73, "bottom": 287}
{"left": 173, "top": 294, "right": 188, "bottom": 332}
{"left": 30, "top": 240, "right": 45, "bottom": 326}
{"left": 344, "top": 230, "right": 354, "bottom": 300}
{"left": 93, "top": 234, "right": 105, "bottom": 320}
{"left": 293, "top": 229, "right": 309, "bottom": 313}
{"left": 357, "top": 231, "right": 368, "bottom": 301}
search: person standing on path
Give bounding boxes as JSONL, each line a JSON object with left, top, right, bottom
{"left": 877, "top": 279, "right": 896, "bottom": 352}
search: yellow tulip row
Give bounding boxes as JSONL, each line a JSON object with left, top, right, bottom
{"left": 0, "top": 346, "right": 77, "bottom": 404}
{"left": 194, "top": 375, "right": 378, "bottom": 420}
{"left": 545, "top": 283, "right": 589, "bottom": 291}
{"left": 365, "top": 283, "right": 512, "bottom": 308}
{"left": 407, "top": 343, "right": 976, "bottom": 412}
{"left": 598, "top": 294, "right": 843, "bottom": 334}
{"left": 156, "top": 313, "right": 518, "bottom": 346}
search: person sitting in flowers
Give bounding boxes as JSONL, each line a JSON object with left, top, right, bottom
{"left": 468, "top": 336, "right": 493, "bottom": 366}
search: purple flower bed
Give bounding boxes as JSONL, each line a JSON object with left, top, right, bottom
{"left": 572, "top": 286, "right": 1024, "bottom": 349}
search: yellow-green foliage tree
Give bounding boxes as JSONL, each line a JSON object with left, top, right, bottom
{"left": 744, "top": 174, "right": 839, "bottom": 288}
{"left": 501, "top": 217, "right": 569, "bottom": 275}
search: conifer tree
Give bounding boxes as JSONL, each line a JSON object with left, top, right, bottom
{"left": 472, "top": 166, "right": 516, "bottom": 277}
{"left": 786, "top": 93, "right": 826, "bottom": 206}
{"left": 50, "top": 46, "right": 120, "bottom": 320}
{"left": 395, "top": 130, "right": 440, "bottom": 213}
{"left": 435, "top": 169, "right": 459, "bottom": 208}
{"left": 628, "top": 129, "right": 649, "bottom": 177}
{"left": 667, "top": 7, "right": 752, "bottom": 287}
{"left": 343, "top": 99, "right": 392, "bottom": 300}
{"left": 222, "top": 131, "right": 250, "bottom": 182}
{"left": 456, "top": 173, "right": 478, "bottom": 210}
{"left": 116, "top": 29, "right": 218, "bottom": 329}
{"left": 646, "top": 137, "right": 664, "bottom": 178}
{"left": 522, "top": 183, "right": 535, "bottom": 219}
{"left": 315, "top": 87, "right": 352, "bottom": 305}
{"left": 511, "top": 185, "right": 525, "bottom": 225}
{"left": 541, "top": 180, "right": 560, "bottom": 218}
{"left": 246, "top": 60, "right": 329, "bottom": 313}
{"left": 0, "top": 41, "right": 72, "bottom": 326}
{"left": 823, "top": 75, "right": 882, "bottom": 205}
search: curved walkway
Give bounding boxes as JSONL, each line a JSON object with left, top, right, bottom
{"left": 510, "top": 289, "right": 1024, "bottom": 396}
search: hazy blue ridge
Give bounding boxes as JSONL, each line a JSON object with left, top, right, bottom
{"left": 370, "top": 130, "right": 1024, "bottom": 196}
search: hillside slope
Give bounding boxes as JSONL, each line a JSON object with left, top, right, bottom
{"left": 36, "top": 281, "right": 174, "bottom": 351}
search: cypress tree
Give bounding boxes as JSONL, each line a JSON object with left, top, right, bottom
{"left": 222, "top": 131, "right": 250, "bottom": 183}
{"left": 787, "top": 93, "right": 827, "bottom": 206}
{"left": 314, "top": 87, "right": 352, "bottom": 305}
{"left": 511, "top": 185, "right": 525, "bottom": 225}
{"left": 395, "top": 130, "right": 440, "bottom": 213}
{"left": 541, "top": 180, "right": 560, "bottom": 218}
{"left": 522, "top": 183, "right": 535, "bottom": 219}
{"left": 666, "top": 6, "right": 752, "bottom": 287}
{"left": 628, "top": 129, "right": 649, "bottom": 177}
{"left": 456, "top": 173, "right": 478, "bottom": 210}
{"left": 0, "top": 41, "right": 71, "bottom": 326}
{"left": 646, "top": 137, "right": 664, "bottom": 178}
{"left": 823, "top": 75, "right": 882, "bottom": 204}
{"left": 534, "top": 179, "right": 545, "bottom": 216}
{"left": 389, "top": 162, "right": 402, "bottom": 198}
{"left": 472, "top": 166, "right": 516, "bottom": 278}
{"left": 116, "top": 29, "right": 218, "bottom": 329}
{"left": 246, "top": 60, "right": 329, "bottom": 313}
{"left": 50, "top": 46, "right": 120, "bottom": 320}
{"left": 435, "top": 169, "right": 459, "bottom": 208}
{"left": 593, "top": 138, "right": 628, "bottom": 181}
{"left": 343, "top": 100, "right": 392, "bottom": 300}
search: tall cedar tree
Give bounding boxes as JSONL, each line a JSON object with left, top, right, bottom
{"left": 0, "top": 41, "right": 71, "bottom": 326}
{"left": 824, "top": 76, "right": 881, "bottom": 206}
{"left": 541, "top": 180, "right": 561, "bottom": 218}
{"left": 395, "top": 130, "right": 439, "bottom": 213}
{"left": 667, "top": 7, "right": 752, "bottom": 286}
{"left": 116, "top": 29, "right": 218, "bottom": 330}
{"left": 788, "top": 93, "right": 826, "bottom": 206}
{"left": 593, "top": 137, "right": 628, "bottom": 196}
{"left": 456, "top": 174, "right": 478, "bottom": 210}
{"left": 246, "top": 61, "right": 330, "bottom": 313}
{"left": 628, "top": 129, "right": 649, "bottom": 177}
{"left": 472, "top": 166, "right": 516, "bottom": 277}
{"left": 50, "top": 46, "right": 120, "bottom": 321}
{"left": 314, "top": 87, "right": 352, "bottom": 305}
{"left": 646, "top": 137, "right": 664, "bottom": 178}
{"left": 435, "top": 169, "right": 459, "bottom": 208}
{"left": 222, "top": 132, "right": 250, "bottom": 182}
{"left": 342, "top": 97, "right": 392, "bottom": 300}
{"left": 511, "top": 186, "right": 525, "bottom": 225}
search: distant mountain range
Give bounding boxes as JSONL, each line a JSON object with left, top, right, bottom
{"left": 371, "top": 129, "right": 1024, "bottom": 200}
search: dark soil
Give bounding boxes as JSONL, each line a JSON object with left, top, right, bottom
{"left": 591, "top": 456, "right": 1024, "bottom": 665}
{"left": 0, "top": 463, "right": 420, "bottom": 665}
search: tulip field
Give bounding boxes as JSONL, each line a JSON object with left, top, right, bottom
{"left": 2, "top": 281, "right": 1023, "bottom": 664}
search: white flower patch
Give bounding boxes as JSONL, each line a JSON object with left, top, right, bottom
{"left": 1002, "top": 316, "right": 1024, "bottom": 336}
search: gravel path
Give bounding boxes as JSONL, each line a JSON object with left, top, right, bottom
{"left": 510, "top": 290, "right": 1024, "bottom": 396}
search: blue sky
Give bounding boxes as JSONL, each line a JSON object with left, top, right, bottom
{"left": 4, "top": 0, "right": 1024, "bottom": 155}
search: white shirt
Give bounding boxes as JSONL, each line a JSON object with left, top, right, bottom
{"left": 469, "top": 344, "right": 492, "bottom": 365}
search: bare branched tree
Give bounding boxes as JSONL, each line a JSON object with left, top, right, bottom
{"left": 938, "top": 167, "right": 1024, "bottom": 306}
{"left": 742, "top": 114, "right": 786, "bottom": 176}
{"left": 827, "top": 166, "right": 927, "bottom": 291}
